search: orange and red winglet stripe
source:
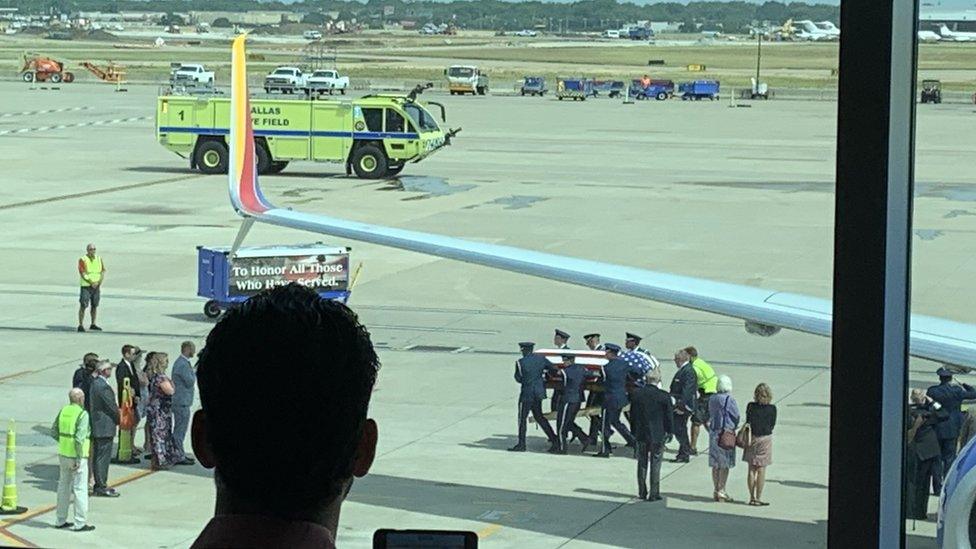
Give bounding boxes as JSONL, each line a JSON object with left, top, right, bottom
{"left": 229, "top": 34, "right": 272, "bottom": 216}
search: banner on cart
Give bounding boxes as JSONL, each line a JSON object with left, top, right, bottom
{"left": 228, "top": 253, "right": 349, "bottom": 297}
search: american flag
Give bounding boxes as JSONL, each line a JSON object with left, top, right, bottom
{"left": 621, "top": 350, "right": 653, "bottom": 375}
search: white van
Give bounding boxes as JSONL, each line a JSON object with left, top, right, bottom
{"left": 604, "top": 29, "right": 620, "bottom": 39}
{"left": 303, "top": 30, "right": 323, "bottom": 40}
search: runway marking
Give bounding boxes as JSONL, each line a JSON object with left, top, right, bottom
{"left": 0, "top": 115, "right": 151, "bottom": 136}
{"left": 0, "top": 106, "right": 91, "bottom": 118}
{"left": 0, "top": 174, "right": 202, "bottom": 211}
{"left": 0, "top": 527, "right": 34, "bottom": 548}
{"left": 0, "top": 467, "right": 157, "bottom": 547}
{"left": 477, "top": 523, "right": 502, "bottom": 539}
{"left": 0, "top": 370, "right": 33, "bottom": 383}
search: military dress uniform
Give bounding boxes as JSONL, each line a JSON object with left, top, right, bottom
{"left": 550, "top": 329, "right": 571, "bottom": 412}
{"left": 554, "top": 357, "right": 591, "bottom": 453}
{"left": 597, "top": 344, "right": 640, "bottom": 457}
{"left": 510, "top": 342, "right": 558, "bottom": 452}
{"left": 927, "top": 368, "right": 976, "bottom": 492}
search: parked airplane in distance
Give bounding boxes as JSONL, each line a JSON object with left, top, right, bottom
{"left": 939, "top": 24, "right": 976, "bottom": 42}
{"left": 918, "top": 30, "right": 943, "bottom": 42}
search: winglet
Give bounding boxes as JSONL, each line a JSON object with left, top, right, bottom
{"left": 229, "top": 34, "right": 273, "bottom": 216}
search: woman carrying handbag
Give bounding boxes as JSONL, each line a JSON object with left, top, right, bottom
{"left": 742, "top": 383, "right": 777, "bottom": 506}
{"left": 708, "top": 375, "right": 740, "bottom": 502}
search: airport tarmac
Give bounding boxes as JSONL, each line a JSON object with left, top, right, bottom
{"left": 0, "top": 81, "right": 973, "bottom": 548}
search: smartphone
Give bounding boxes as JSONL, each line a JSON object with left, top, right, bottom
{"left": 373, "top": 529, "right": 478, "bottom": 549}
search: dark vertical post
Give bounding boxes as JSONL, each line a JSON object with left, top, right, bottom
{"left": 829, "top": 0, "right": 918, "bottom": 547}
{"left": 755, "top": 31, "right": 763, "bottom": 96}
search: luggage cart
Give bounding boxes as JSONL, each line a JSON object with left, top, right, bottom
{"left": 197, "top": 243, "right": 353, "bottom": 318}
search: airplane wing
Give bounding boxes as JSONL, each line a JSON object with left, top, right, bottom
{"left": 227, "top": 36, "right": 976, "bottom": 369}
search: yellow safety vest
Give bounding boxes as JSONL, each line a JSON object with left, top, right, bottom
{"left": 79, "top": 255, "right": 103, "bottom": 287}
{"left": 57, "top": 404, "right": 90, "bottom": 458}
{"left": 693, "top": 358, "right": 718, "bottom": 394}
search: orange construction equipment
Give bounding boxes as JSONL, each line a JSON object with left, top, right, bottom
{"left": 79, "top": 61, "right": 126, "bottom": 84}
{"left": 20, "top": 53, "right": 74, "bottom": 84}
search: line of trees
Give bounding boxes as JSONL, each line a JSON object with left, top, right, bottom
{"left": 0, "top": 0, "right": 840, "bottom": 34}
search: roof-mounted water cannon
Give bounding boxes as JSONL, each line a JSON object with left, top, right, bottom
{"left": 407, "top": 82, "right": 434, "bottom": 101}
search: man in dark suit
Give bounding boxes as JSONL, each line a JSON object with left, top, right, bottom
{"left": 595, "top": 343, "right": 640, "bottom": 458}
{"left": 630, "top": 381, "right": 675, "bottom": 501}
{"left": 669, "top": 349, "right": 697, "bottom": 463}
{"left": 72, "top": 353, "right": 99, "bottom": 409}
{"left": 510, "top": 342, "right": 559, "bottom": 452}
{"left": 552, "top": 354, "right": 593, "bottom": 454}
{"left": 89, "top": 360, "right": 120, "bottom": 497}
{"left": 907, "top": 389, "right": 946, "bottom": 518}
{"left": 927, "top": 367, "right": 976, "bottom": 493}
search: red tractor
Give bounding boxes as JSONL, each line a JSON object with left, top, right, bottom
{"left": 20, "top": 54, "right": 75, "bottom": 84}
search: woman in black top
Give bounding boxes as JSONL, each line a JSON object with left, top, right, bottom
{"left": 743, "top": 383, "right": 777, "bottom": 506}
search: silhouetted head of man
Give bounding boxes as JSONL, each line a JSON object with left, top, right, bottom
{"left": 192, "top": 284, "right": 379, "bottom": 531}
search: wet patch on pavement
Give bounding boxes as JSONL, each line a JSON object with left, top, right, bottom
{"left": 114, "top": 205, "right": 184, "bottom": 215}
{"left": 463, "top": 195, "right": 547, "bottom": 210}
{"left": 380, "top": 176, "right": 476, "bottom": 200}
{"left": 914, "top": 229, "right": 944, "bottom": 241}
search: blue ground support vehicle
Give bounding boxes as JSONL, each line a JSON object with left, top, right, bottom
{"left": 197, "top": 243, "right": 352, "bottom": 318}
{"left": 520, "top": 76, "right": 547, "bottom": 96}
{"left": 679, "top": 80, "right": 720, "bottom": 100}
{"left": 630, "top": 79, "right": 675, "bottom": 100}
{"left": 591, "top": 80, "right": 625, "bottom": 98}
{"left": 556, "top": 77, "right": 593, "bottom": 101}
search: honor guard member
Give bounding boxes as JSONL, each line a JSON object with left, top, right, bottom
{"left": 927, "top": 367, "right": 976, "bottom": 492}
{"left": 595, "top": 343, "right": 640, "bottom": 458}
{"left": 552, "top": 354, "right": 593, "bottom": 454}
{"left": 550, "top": 329, "right": 571, "bottom": 412}
{"left": 624, "top": 333, "right": 661, "bottom": 387}
{"left": 510, "top": 342, "right": 559, "bottom": 452}
{"left": 584, "top": 333, "right": 606, "bottom": 441}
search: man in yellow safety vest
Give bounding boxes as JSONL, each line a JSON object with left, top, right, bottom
{"left": 51, "top": 388, "right": 95, "bottom": 532}
{"left": 78, "top": 243, "right": 105, "bottom": 332}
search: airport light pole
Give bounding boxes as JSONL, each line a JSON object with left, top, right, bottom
{"left": 755, "top": 30, "right": 762, "bottom": 94}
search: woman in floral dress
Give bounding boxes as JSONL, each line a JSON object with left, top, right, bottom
{"left": 145, "top": 352, "right": 185, "bottom": 470}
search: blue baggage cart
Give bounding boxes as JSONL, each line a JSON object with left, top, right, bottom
{"left": 520, "top": 76, "right": 547, "bottom": 96}
{"left": 197, "top": 243, "right": 352, "bottom": 318}
{"left": 679, "top": 79, "right": 720, "bottom": 100}
{"left": 590, "top": 80, "right": 625, "bottom": 98}
{"left": 630, "top": 79, "right": 675, "bottom": 100}
{"left": 556, "top": 77, "right": 593, "bottom": 101}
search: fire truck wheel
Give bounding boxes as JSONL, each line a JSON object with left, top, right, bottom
{"left": 256, "top": 144, "right": 272, "bottom": 174}
{"left": 203, "top": 300, "right": 222, "bottom": 319}
{"left": 195, "top": 141, "right": 229, "bottom": 174}
{"left": 63, "top": 72, "right": 75, "bottom": 83}
{"left": 22, "top": 72, "right": 34, "bottom": 82}
{"left": 351, "top": 144, "right": 388, "bottom": 179}
{"left": 656, "top": 92, "right": 667, "bottom": 100}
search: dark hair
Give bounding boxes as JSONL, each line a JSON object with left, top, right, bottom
{"left": 196, "top": 284, "right": 379, "bottom": 513}
{"left": 83, "top": 352, "right": 99, "bottom": 370}
{"left": 683, "top": 346, "right": 699, "bottom": 358}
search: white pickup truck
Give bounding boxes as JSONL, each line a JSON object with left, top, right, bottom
{"left": 170, "top": 63, "right": 215, "bottom": 86}
{"left": 264, "top": 67, "right": 307, "bottom": 94}
{"left": 304, "top": 69, "right": 350, "bottom": 95}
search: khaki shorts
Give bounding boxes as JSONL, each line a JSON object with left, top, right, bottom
{"left": 80, "top": 286, "right": 100, "bottom": 308}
